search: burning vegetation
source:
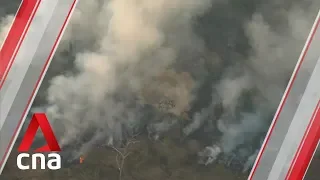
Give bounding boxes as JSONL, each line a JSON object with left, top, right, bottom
{"left": 1, "top": 0, "right": 320, "bottom": 179}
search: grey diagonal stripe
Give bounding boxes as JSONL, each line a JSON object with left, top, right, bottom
{"left": 0, "top": 0, "right": 77, "bottom": 174}
{"left": 0, "top": 0, "right": 57, "bottom": 131}
{"left": 267, "top": 56, "right": 320, "bottom": 180}
{"left": 250, "top": 10, "right": 320, "bottom": 180}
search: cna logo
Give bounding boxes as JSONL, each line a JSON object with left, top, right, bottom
{"left": 17, "top": 113, "right": 61, "bottom": 170}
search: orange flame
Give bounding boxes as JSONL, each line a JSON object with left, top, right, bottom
{"left": 80, "top": 156, "right": 84, "bottom": 164}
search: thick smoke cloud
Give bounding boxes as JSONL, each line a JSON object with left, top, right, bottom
{"left": 1, "top": 0, "right": 319, "bottom": 173}
{"left": 201, "top": 0, "right": 320, "bottom": 169}
{"left": 45, "top": 0, "right": 212, "bottom": 151}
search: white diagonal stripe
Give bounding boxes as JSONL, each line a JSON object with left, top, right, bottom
{"left": 0, "top": 0, "right": 59, "bottom": 131}
{"left": 0, "top": 0, "right": 78, "bottom": 174}
{"left": 249, "top": 9, "right": 320, "bottom": 180}
{"left": 267, "top": 56, "right": 320, "bottom": 180}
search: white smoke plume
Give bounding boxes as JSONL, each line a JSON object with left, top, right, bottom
{"left": 42, "top": 0, "right": 320, "bottom": 168}
{"left": 45, "top": 0, "right": 212, "bottom": 150}
{"left": 195, "top": 0, "right": 320, "bottom": 169}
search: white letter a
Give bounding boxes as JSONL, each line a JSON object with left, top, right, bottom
{"left": 47, "top": 153, "right": 61, "bottom": 170}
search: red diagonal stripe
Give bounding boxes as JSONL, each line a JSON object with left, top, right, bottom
{"left": 248, "top": 12, "right": 320, "bottom": 180}
{"left": 0, "top": 0, "right": 40, "bottom": 89}
{"left": 0, "top": 0, "right": 41, "bottom": 168}
{"left": 0, "top": 0, "right": 78, "bottom": 169}
{"left": 286, "top": 100, "right": 320, "bottom": 180}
